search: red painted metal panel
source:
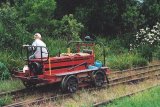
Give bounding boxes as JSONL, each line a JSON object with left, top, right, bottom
{"left": 43, "top": 54, "right": 94, "bottom": 75}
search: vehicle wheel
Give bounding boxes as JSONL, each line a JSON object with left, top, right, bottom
{"left": 92, "top": 71, "right": 105, "bottom": 87}
{"left": 23, "top": 81, "right": 35, "bottom": 88}
{"left": 61, "top": 75, "right": 78, "bottom": 93}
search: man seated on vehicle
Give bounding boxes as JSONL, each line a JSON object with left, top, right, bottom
{"left": 29, "top": 33, "right": 48, "bottom": 59}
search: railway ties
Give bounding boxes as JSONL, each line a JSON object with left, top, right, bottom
{"left": 93, "top": 84, "right": 160, "bottom": 107}
{"left": 108, "top": 64, "right": 160, "bottom": 79}
{"left": 0, "top": 89, "right": 27, "bottom": 99}
{"left": 0, "top": 83, "right": 61, "bottom": 106}
{"left": 108, "top": 68, "right": 160, "bottom": 86}
{"left": 4, "top": 74, "right": 159, "bottom": 107}
{"left": 2, "top": 64, "right": 160, "bottom": 107}
{"left": 93, "top": 65, "right": 160, "bottom": 107}
{"left": 3, "top": 93, "right": 71, "bottom": 107}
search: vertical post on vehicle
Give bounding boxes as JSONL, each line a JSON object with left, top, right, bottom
{"left": 41, "top": 47, "right": 42, "bottom": 62}
{"left": 97, "top": 42, "right": 106, "bottom": 66}
{"left": 49, "top": 57, "right": 52, "bottom": 75}
{"left": 67, "top": 48, "right": 71, "bottom": 53}
{"left": 103, "top": 46, "right": 106, "bottom": 66}
{"left": 26, "top": 46, "right": 31, "bottom": 76}
{"left": 27, "top": 47, "right": 29, "bottom": 65}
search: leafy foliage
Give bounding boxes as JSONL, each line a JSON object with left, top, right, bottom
{"left": 107, "top": 53, "right": 148, "bottom": 70}
{"left": 0, "top": 62, "right": 10, "bottom": 80}
{"left": 122, "top": 5, "right": 145, "bottom": 32}
{"left": 0, "top": 0, "right": 159, "bottom": 79}
{"left": 63, "top": 0, "right": 145, "bottom": 35}
{"left": 154, "top": 46, "right": 160, "bottom": 60}
{"left": 132, "top": 57, "right": 148, "bottom": 67}
{"left": 142, "top": 0, "right": 160, "bottom": 27}
{"left": 0, "top": 6, "right": 30, "bottom": 50}
{"left": 1, "top": 0, "right": 160, "bottom": 36}
{"left": 134, "top": 22, "right": 160, "bottom": 46}
{"left": 15, "top": 0, "right": 56, "bottom": 36}
{"left": 130, "top": 22, "right": 160, "bottom": 61}
{"left": 52, "top": 14, "right": 84, "bottom": 41}
{"left": 0, "top": 95, "right": 12, "bottom": 106}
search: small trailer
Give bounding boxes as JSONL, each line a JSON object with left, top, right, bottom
{"left": 13, "top": 38, "right": 110, "bottom": 93}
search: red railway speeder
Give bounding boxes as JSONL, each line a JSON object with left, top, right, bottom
{"left": 13, "top": 37, "right": 110, "bottom": 93}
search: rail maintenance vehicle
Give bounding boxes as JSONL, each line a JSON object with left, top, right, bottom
{"left": 13, "top": 37, "right": 110, "bottom": 93}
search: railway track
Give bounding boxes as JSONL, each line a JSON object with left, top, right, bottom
{"left": 0, "top": 89, "right": 26, "bottom": 98}
{"left": 1, "top": 64, "right": 160, "bottom": 107}
{"left": 109, "top": 64, "right": 160, "bottom": 79}
{"left": 1, "top": 64, "right": 159, "bottom": 97}
{"left": 109, "top": 68, "right": 160, "bottom": 84}
{"left": 0, "top": 83, "right": 61, "bottom": 99}
{"left": 1, "top": 64, "right": 159, "bottom": 98}
{"left": 4, "top": 73, "right": 159, "bottom": 107}
{"left": 93, "top": 84, "right": 160, "bottom": 107}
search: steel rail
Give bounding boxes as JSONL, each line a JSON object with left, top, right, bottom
{"left": 93, "top": 84, "right": 160, "bottom": 107}
{"left": 110, "top": 64, "right": 160, "bottom": 75}
{"left": 109, "top": 73, "right": 160, "bottom": 87}
{"left": 108, "top": 64, "right": 160, "bottom": 79}
{"left": 109, "top": 68, "right": 160, "bottom": 83}
{"left": 0, "top": 83, "right": 60, "bottom": 100}
{"left": 0, "top": 89, "right": 26, "bottom": 98}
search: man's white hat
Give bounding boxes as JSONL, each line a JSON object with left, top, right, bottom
{"left": 34, "top": 33, "right": 41, "bottom": 39}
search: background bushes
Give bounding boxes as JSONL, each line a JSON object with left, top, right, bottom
{"left": 107, "top": 53, "right": 148, "bottom": 70}
{"left": 0, "top": 6, "right": 30, "bottom": 50}
{"left": 51, "top": 14, "right": 84, "bottom": 41}
{"left": 0, "top": 0, "right": 159, "bottom": 75}
{"left": 0, "top": 62, "right": 10, "bottom": 80}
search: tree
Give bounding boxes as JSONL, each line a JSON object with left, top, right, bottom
{"left": 52, "top": 14, "right": 84, "bottom": 41}
{"left": 15, "top": 0, "right": 57, "bottom": 36}
{"left": 121, "top": 1, "right": 145, "bottom": 32}
{"left": 141, "top": 0, "right": 160, "bottom": 27}
{"left": 74, "top": 0, "right": 142, "bottom": 35}
{"left": 0, "top": 6, "right": 30, "bottom": 50}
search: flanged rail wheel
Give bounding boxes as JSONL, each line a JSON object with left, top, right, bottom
{"left": 92, "top": 71, "right": 105, "bottom": 87}
{"left": 23, "top": 81, "right": 35, "bottom": 88}
{"left": 61, "top": 75, "right": 78, "bottom": 93}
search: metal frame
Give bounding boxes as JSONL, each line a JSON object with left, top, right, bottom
{"left": 67, "top": 41, "right": 106, "bottom": 66}
{"left": 22, "top": 45, "right": 49, "bottom": 64}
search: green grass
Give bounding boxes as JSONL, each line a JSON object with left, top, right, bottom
{"left": 0, "top": 79, "right": 24, "bottom": 106}
{"left": 0, "top": 51, "right": 25, "bottom": 70}
{"left": 105, "top": 86, "right": 160, "bottom": 107}
{"left": 0, "top": 95, "right": 12, "bottom": 106}
{"left": 106, "top": 53, "right": 148, "bottom": 70}
{"left": 0, "top": 79, "right": 24, "bottom": 92}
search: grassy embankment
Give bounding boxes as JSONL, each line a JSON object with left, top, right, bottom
{"left": 0, "top": 79, "right": 24, "bottom": 92}
{"left": 106, "top": 86, "right": 160, "bottom": 107}
{"left": 0, "top": 79, "right": 24, "bottom": 106}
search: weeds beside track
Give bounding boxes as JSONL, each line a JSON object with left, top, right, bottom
{"left": 93, "top": 84, "right": 160, "bottom": 107}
